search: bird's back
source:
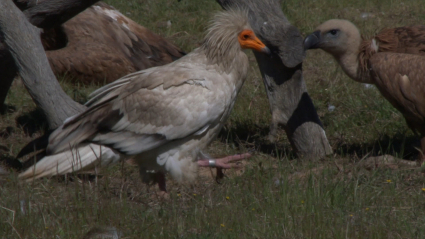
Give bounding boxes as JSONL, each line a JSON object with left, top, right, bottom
{"left": 359, "top": 25, "right": 425, "bottom": 70}
{"left": 376, "top": 26, "right": 425, "bottom": 55}
{"left": 369, "top": 52, "right": 425, "bottom": 134}
{"left": 42, "top": 2, "right": 185, "bottom": 84}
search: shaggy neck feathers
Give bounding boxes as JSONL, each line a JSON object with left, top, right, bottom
{"left": 358, "top": 28, "right": 399, "bottom": 82}
{"left": 201, "top": 9, "right": 250, "bottom": 73}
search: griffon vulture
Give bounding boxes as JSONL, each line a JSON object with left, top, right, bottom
{"left": 19, "top": 9, "right": 271, "bottom": 192}
{"left": 41, "top": 2, "right": 185, "bottom": 84}
{"left": 304, "top": 19, "right": 425, "bottom": 160}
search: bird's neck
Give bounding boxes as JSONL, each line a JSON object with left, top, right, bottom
{"left": 201, "top": 41, "right": 243, "bottom": 74}
{"left": 336, "top": 51, "right": 362, "bottom": 82}
{"left": 335, "top": 39, "right": 373, "bottom": 83}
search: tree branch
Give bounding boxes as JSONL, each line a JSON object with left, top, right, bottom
{"left": 0, "top": 0, "right": 99, "bottom": 114}
{"left": 0, "top": 0, "right": 86, "bottom": 129}
{"left": 23, "top": 0, "right": 100, "bottom": 29}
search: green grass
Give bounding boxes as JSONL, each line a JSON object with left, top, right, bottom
{"left": 2, "top": 0, "right": 425, "bottom": 238}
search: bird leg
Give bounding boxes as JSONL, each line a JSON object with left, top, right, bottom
{"left": 147, "top": 171, "right": 170, "bottom": 200}
{"left": 150, "top": 153, "right": 251, "bottom": 193}
{"left": 152, "top": 171, "right": 167, "bottom": 192}
{"left": 197, "top": 153, "right": 251, "bottom": 179}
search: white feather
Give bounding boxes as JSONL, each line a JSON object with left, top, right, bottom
{"left": 19, "top": 144, "right": 121, "bottom": 181}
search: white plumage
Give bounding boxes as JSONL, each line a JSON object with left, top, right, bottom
{"left": 19, "top": 9, "right": 270, "bottom": 185}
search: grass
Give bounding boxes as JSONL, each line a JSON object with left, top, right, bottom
{"left": 1, "top": 0, "right": 425, "bottom": 238}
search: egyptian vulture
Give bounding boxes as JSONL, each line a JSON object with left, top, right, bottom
{"left": 41, "top": 2, "right": 185, "bottom": 84}
{"left": 19, "top": 9, "right": 270, "bottom": 191}
{"left": 304, "top": 19, "right": 425, "bottom": 160}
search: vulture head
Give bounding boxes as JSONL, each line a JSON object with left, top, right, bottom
{"left": 304, "top": 19, "right": 365, "bottom": 82}
{"left": 304, "top": 19, "right": 361, "bottom": 55}
{"left": 202, "top": 9, "right": 270, "bottom": 71}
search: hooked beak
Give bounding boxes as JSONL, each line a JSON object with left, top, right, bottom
{"left": 303, "top": 30, "right": 321, "bottom": 50}
{"left": 241, "top": 35, "right": 271, "bottom": 55}
{"left": 261, "top": 45, "right": 271, "bottom": 55}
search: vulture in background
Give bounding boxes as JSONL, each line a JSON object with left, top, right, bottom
{"left": 18, "top": 9, "right": 270, "bottom": 192}
{"left": 304, "top": 19, "right": 425, "bottom": 160}
{"left": 41, "top": 2, "right": 185, "bottom": 84}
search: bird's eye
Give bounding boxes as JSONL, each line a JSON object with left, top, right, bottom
{"left": 243, "top": 35, "right": 249, "bottom": 40}
{"left": 329, "top": 29, "right": 338, "bottom": 35}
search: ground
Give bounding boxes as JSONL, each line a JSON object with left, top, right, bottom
{"left": 1, "top": 0, "right": 425, "bottom": 238}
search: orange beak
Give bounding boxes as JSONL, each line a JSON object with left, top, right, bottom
{"left": 238, "top": 30, "right": 271, "bottom": 55}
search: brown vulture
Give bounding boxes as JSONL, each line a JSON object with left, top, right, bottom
{"left": 41, "top": 2, "right": 185, "bottom": 84}
{"left": 304, "top": 19, "right": 425, "bottom": 160}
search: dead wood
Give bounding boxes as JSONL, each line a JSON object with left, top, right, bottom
{"left": 1, "top": 0, "right": 100, "bottom": 113}
{"left": 22, "top": 0, "right": 100, "bottom": 29}
{"left": 0, "top": 0, "right": 87, "bottom": 128}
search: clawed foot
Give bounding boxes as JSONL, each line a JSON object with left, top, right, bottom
{"left": 215, "top": 153, "right": 251, "bottom": 169}
{"left": 198, "top": 153, "right": 252, "bottom": 180}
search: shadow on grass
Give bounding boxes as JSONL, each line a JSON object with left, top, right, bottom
{"left": 220, "top": 122, "right": 419, "bottom": 161}
{"left": 0, "top": 154, "right": 23, "bottom": 171}
{"left": 15, "top": 108, "right": 48, "bottom": 137}
{"left": 0, "top": 126, "right": 14, "bottom": 139}
{"left": 218, "top": 122, "right": 296, "bottom": 159}
{"left": 0, "top": 104, "right": 16, "bottom": 115}
{"left": 332, "top": 132, "right": 419, "bottom": 161}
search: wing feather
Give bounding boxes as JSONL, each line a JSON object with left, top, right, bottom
{"left": 43, "top": 2, "right": 185, "bottom": 84}
{"left": 47, "top": 52, "right": 227, "bottom": 157}
{"left": 375, "top": 25, "right": 425, "bottom": 55}
{"left": 369, "top": 52, "right": 425, "bottom": 133}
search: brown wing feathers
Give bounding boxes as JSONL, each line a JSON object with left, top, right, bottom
{"left": 359, "top": 25, "right": 425, "bottom": 72}
{"left": 369, "top": 53, "right": 425, "bottom": 133}
{"left": 41, "top": 2, "right": 185, "bottom": 84}
{"left": 391, "top": 26, "right": 425, "bottom": 54}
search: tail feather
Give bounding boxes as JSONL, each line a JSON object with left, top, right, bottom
{"left": 19, "top": 143, "right": 122, "bottom": 181}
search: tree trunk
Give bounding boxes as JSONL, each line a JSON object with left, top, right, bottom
{"left": 0, "top": 0, "right": 86, "bottom": 129}
{"left": 23, "top": 0, "right": 100, "bottom": 29}
{"left": 0, "top": 0, "right": 98, "bottom": 122}
{"left": 216, "top": 0, "right": 332, "bottom": 159}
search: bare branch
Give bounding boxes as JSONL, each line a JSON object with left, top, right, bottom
{"left": 0, "top": 0, "right": 86, "bottom": 129}
{"left": 23, "top": 0, "right": 100, "bottom": 29}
